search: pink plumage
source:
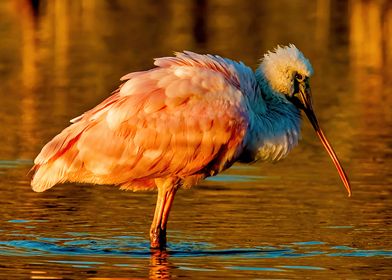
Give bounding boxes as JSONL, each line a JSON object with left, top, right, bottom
{"left": 31, "top": 52, "right": 249, "bottom": 193}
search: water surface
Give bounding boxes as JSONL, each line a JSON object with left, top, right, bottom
{"left": 0, "top": 0, "right": 391, "bottom": 279}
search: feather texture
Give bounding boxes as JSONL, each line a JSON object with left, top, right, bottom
{"left": 32, "top": 47, "right": 310, "bottom": 192}
{"left": 31, "top": 52, "right": 253, "bottom": 192}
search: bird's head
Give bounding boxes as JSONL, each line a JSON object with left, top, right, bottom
{"left": 258, "top": 44, "right": 313, "bottom": 98}
{"left": 258, "top": 44, "right": 352, "bottom": 197}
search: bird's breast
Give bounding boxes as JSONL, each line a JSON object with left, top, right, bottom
{"left": 239, "top": 117, "right": 301, "bottom": 163}
{"left": 254, "top": 129, "right": 300, "bottom": 162}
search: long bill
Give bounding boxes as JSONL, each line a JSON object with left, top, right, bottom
{"left": 305, "top": 109, "right": 352, "bottom": 197}
{"left": 296, "top": 86, "right": 352, "bottom": 197}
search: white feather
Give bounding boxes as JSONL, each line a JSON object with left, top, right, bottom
{"left": 258, "top": 44, "right": 313, "bottom": 95}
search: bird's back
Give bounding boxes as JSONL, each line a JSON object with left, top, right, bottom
{"left": 31, "top": 52, "right": 257, "bottom": 192}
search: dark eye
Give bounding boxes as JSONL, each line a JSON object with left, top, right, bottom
{"left": 295, "top": 73, "right": 304, "bottom": 81}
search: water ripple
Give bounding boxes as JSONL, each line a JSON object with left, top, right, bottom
{"left": 0, "top": 235, "right": 390, "bottom": 260}
{"left": 0, "top": 159, "right": 33, "bottom": 169}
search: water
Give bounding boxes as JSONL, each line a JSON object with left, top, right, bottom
{"left": 0, "top": 0, "right": 391, "bottom": 279}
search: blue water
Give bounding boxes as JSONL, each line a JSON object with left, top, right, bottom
{"left": 1, "top": 222, "right": 391, "bottom": 260}
{"left": 1, "top": 233, "right": 390, "bottom": 275}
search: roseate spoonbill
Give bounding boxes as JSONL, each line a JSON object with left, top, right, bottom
{"left": 31, "top": 45, "right": 351, "bottom": 249}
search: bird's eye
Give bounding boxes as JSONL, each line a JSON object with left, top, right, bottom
{"left": 295, "top": 73, "right": 304, "bottom": 81}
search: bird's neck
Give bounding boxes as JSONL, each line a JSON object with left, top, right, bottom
{"left": 255, "top": 68, "right": 286, "bottom": 105}
{"left": 239, "top": 69, "right": 302, "bottom": 162}
{"left": 253, "top": 68, "right": 300, "bottom": 119}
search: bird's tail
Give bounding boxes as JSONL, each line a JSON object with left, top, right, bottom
{"left": 30, "top": 162, "right": 67, "bottom": 192}
{"left": 31, "top": 122, "right": 88, "bottom": 192}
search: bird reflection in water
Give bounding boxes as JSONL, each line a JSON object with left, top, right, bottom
{"left": 29, "top": 251, "right": 173, "bottom": 280}
{"left": 149, "top": 249, "right": 172, "bottom": 279}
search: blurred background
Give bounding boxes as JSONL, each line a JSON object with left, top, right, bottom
{"left": 0, "top": 0, "right": 391, "bottom": 160}
{"left": 0, "top": 0, "right": 391, "bottom": 279}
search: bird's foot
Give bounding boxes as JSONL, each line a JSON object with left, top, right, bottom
{"left": 150, "top": 228, "right": 167, "bottom": 249}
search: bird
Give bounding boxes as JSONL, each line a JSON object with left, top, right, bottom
{"left": 31, "top": 44, "right": 351, "bottom": 249}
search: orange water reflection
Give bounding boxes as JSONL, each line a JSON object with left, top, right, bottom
{"left": 1, "top": 0, "right": 390, "bottom": 160}
{"left": 0, "top": 0, "right": 391, "bottom": 279}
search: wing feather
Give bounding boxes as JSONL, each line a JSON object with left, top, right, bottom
{"left": 31, "top": 53, "right": 251, "bottom": 192}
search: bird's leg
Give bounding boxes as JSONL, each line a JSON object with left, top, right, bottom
{"left": 150, "top": 178, "right": 178, "bottom": 249}
{"left": 150, "top": 189, "right": 165, "bottom": 248}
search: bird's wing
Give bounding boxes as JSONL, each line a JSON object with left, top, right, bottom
{"left": 31, "top": 53, "right": 251, "bottom": 192}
